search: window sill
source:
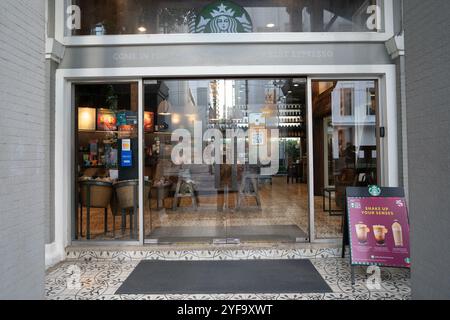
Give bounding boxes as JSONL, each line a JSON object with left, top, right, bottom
{"left": 60, "top": 32, "right": 394, "bottom": 47}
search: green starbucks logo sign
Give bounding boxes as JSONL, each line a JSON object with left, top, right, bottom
{"left": 368, "top": 185, "right": 382, "bottom": 197}
{"left": 195, "top": 1, "right": 253, "bottom": 33}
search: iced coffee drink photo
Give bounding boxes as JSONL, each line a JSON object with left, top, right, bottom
{"left": 373, "top": 225, "right": 388, "bottom": 245}
{"left": 355, "top": 223, "right": 370, "bottom": 244}
{"left": 392, "top": 221, "right": 404, "bottom": 247}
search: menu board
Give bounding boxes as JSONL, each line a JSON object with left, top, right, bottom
{"left": 346, "top": 186, "right": 411, "bottom": 268}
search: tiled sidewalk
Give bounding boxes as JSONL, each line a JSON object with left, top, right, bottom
{"left": 46, "top": 248, "right": 411, "bottom": 300}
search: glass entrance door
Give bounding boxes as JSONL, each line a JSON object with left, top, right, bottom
{"left": 312, "top": 80, "right": 379, "bottom": 239}
{"left": 143, "top": 78, "right": 309, "bottom": 244}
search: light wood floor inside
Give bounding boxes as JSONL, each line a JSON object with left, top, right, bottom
{"left": 76, "top": 177, "right": 343, "bottom": 242}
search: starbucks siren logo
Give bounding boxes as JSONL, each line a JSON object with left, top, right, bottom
{"left": 368, "top": 185, "right": 382, "bottom": 197}
{"left": 195, "top": 1, "right": 253, "bottom": 33}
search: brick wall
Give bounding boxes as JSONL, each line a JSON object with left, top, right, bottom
{"left": 404, "top": 0, "right": 450, "bottom": 299}
{"left": 0, "top": 0, "right": 47, "bottom": 299}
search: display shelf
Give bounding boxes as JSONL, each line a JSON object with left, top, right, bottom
{"left": 79, "top": 130, "right": 171, "bottom": 135}
{"left": 78, "top": 130, "right": 120, "bottom": 134}
{"left": 145, "top": 131, "right": 172, "bottom": 135}
{"left": 82, "top": 165, "right": 107, "bottom": 169}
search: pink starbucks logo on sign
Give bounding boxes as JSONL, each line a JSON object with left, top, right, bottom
{"left": 347, "top": 190, "right": 411, "bottom": 268}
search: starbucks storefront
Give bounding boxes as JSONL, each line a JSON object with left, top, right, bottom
{"left": 48, "top": 0, "right": 400, "bottom": 259}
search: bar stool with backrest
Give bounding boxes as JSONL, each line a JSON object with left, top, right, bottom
{"left": 79, "top": 180, "right": 113, "bottom": 240}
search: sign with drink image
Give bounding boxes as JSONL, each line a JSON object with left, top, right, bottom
{"left": 346, "top": 187, "right": 411, "bottom": 268}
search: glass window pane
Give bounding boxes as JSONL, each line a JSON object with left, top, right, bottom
{"left": 313, "top": 80, "right": 378, "bottom": 239}
{"left": 74, "top": 83, "right": 140, "bottom": 241}
{"left": 67, "top": 0, "right": 384, "bottom": 36}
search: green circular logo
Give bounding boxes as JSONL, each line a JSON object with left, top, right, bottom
{"left": 195, "top": 1, "right": 253, "bottom": 33}
{"left": 368, "top": 185, "right": 382, "bottom": 197}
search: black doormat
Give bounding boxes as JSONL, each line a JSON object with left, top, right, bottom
{"left": 116, "top": 260, "right": 332, "bottom": 295}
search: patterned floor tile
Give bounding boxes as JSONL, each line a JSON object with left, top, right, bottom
{"left": 46, "top": 253, "right": 410, "bottom": 301}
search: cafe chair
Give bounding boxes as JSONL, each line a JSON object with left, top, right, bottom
{"left": 151, "top": 180, "right": 172, "bottom": 210}
{"left": 113, "top": 180, "right": 139, "bottom": 238}
{"left": 112, "top": 180, "right": 151, "bottom": 238}
{"left": 287, "top": 163, "right": 301, "bottom": 184}
{"left": 79, "top": 180, "right": 113, "bottom": 240}
{"left": 335, "top": 168, "right": 356, "bottom": 209}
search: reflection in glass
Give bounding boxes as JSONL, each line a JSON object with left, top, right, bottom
{"left": 143, "top": 79, "right": 309, "bottom": 244}
{"left": 313, "top": 80, "right": 378, "bottom": 239}
{"left": 68, "top": 0, "right": 383, "bottom": 36}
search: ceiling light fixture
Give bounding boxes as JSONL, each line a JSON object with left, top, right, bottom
{"left": 266, "top": 23, "right": 275, "bottom": 28}
{"left": 157, "top": 100, "right": 172, "bottom": 116}
{"left": 138, "top": 26, "right": 147, "bottom": 33}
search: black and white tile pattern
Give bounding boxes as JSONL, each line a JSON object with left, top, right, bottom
{"left": 65, "top": 247, "right": 343, "bottom": 262}
{"left": 46, "top": 248, "right": 410, "bottom": 300}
